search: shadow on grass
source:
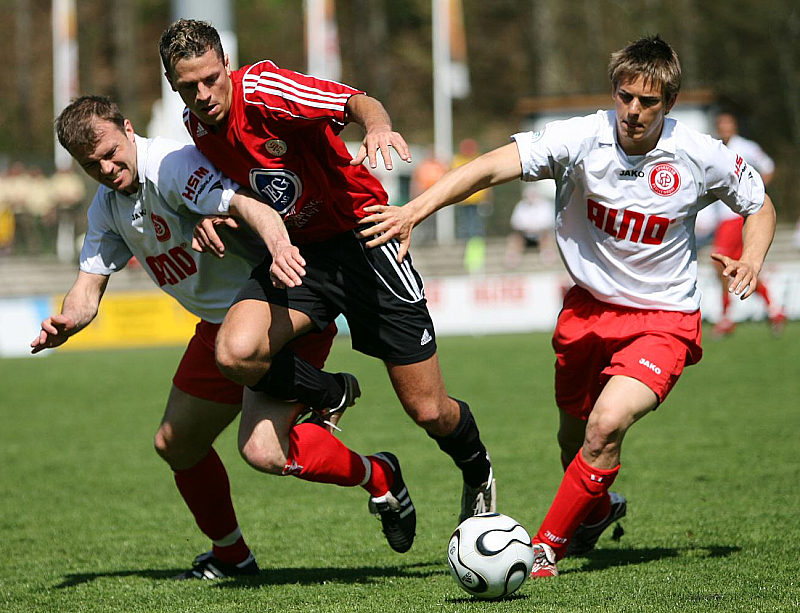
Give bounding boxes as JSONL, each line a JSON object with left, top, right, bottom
{"left": 54, "top": 561, "right": 442, "bottom": 589}
{"left": 563, "top": 544, "right": 741, "bottom": 575}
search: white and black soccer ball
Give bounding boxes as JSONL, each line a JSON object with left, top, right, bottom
{"left": 447, "top": 512, "right": 534, "bottom": 599}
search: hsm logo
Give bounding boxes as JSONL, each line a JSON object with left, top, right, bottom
{"left": 587, "top": 199, "right": 671, "bottom": 245}
{"left": 145, "top": 246, "right": 197, "bottom": 286}
{"left": 182, "top": 166, "right": 211, "bottom": 201}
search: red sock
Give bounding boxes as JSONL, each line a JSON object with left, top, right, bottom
{"left": 535, "top": 451, "right": 619, "bottom": 560}
{"left": 173, "top": 449, "right": 251, "bottom": 564}
{"left": 722, "top": 289, "right": 731, "bottom": 316}
{"left": 284, "top": 423, "right": 394, "bottom": 496}
{"left": 562, "top": 450, "right": 610, "bottom": 525}
{"left": 756, "top": 283, "right": 771, "bottom": 306}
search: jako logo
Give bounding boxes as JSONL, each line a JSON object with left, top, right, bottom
{"left": 639, "top": 358, "right": 662, "bottom": 375}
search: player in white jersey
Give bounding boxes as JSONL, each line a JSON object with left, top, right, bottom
{"left": 706, "top": 111, "right": 785, "bottom": 336}
{"left": 30, "top": 96, "right": 415, "bottom": 578}
{"left": 358, "top": 36, "right": 778, "bottom": 577}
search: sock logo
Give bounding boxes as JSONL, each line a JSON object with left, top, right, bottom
{"left": 282, "top": 460, "right": 303, "bottom": 476}
{"left": 420, "top": 329, "right": 433, "bottom": 345}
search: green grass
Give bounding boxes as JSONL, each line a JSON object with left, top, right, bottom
{"left": 1, "top": 322, "right": 799, "bottom": 612}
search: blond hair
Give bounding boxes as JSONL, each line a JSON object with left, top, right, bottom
{"left": 608, "top": 35, "right": 681, "bottom": 102}
{"left": 159, "top": 18, "right": 224, "bottom": 76}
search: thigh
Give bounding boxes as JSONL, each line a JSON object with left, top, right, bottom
{"left": 158, "top": 384, "right": 241, "bottom": 469}
{"left": 219, "top": 298, "right": 314, "bottom": 360}
{"left": 173, "top": 320, "right": 243, "bottom": 404}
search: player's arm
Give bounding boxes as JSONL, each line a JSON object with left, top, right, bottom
{"left": 358, "top": 142, "right": 523, "bottom": 261}
{"left": 30, "top": 271, "right": 109, "bottom": 353}
{"left": 227, "top": 189, "right": 306, "bottom": 288}
{"left": 346, "top": 93, "right": 411, "bottom": 170}
{"left": 711, "top": 194, "right": 776, "bottom": 299}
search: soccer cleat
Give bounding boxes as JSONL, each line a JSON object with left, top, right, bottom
{"left": 530, "top": 542, "right": 559, "bottom": 578}
{"left": 712, "top": 317, "right": 736, "bottom": 338}
{"left": 458, "top": 463, "right": 496, "bottom": 523}
{"left": 173, "top": 551, "right": 260, "bottom": 580}
{"left": 565, "top": 491, "right": 627, "bottom": 557}
{"left": 368, "top": 452, "right": 416, "bottom": 553}
{"left": 769, "top": 311, "right": 787, "bottom": 337}
{"left": 301, "top": 372, "right": 361, "bottom": 432}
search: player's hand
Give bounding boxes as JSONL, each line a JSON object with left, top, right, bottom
{"left": 351, "top": 126, "right": 412, "bottom": 171}
{"left": 711, "top": 252, "right": 760, "bottom": 300}
{"left": 192, "top": 216, "right": 240, "bottom": 257}
{"left": 358, "top": 204, "right": 415, "bottom": 262}
{"left": 30, "top": 313, "right": 77, "bottom": 354}
{"left": 269, "top": 242, "right": 306, "bottom": 289}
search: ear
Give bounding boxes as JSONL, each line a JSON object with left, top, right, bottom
{"left": 224, "top": 53, "right": 231, "bottom": 75}
{"left": 665, "top": 94, "right": 678, "bottom": 114}
{"left": 123, "top": 118, "right": 136, "bottom": 142}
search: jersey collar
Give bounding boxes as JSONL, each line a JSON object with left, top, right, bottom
{"left": 601, "top": 110, "right": 678, "bottom": 157}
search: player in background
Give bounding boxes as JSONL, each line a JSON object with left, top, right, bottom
{"left": 706, "top": 111, "right": 785, "bottom": 336}
{"left": 31, "top": 96, "right": 416, "bottom": 579}
{"left": 158, "top": 19, "right": 496, "bottom": 532}
{"left": 358, "top": 35, "right": 777, "bottom": 577}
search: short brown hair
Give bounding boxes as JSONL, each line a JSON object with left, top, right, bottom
{"left": 159, "top": 19, "right": 224, "bottom": 76}
{"left": 55, "top": 95, "right": 125, "bottom": 153}
{"left": 608, "top": 35, "right": 681, "bottom": 102}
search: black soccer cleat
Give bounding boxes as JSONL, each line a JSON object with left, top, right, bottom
{"left": 565, "top": 491, "right": 627, "bottom": 557}
{"left": 173, "top": 551, "right": 260, "bottom": 580}
{"left": 367, "top": 452, "right": 416, "bottom": 553}
{"left": 302, "top": 372, "right": 361, "bottom": 432}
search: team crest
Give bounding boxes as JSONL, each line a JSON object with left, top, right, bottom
{"left": 151, "top": 212, "right": 171, "bottom": 242}
{"left": 249, "top": 168, "right": 302, "bottom": 215}
{"left": 265, "top": 139, "right": 288, "bottom": 157}
{"left": 648, "top": 163, "right": 680, "bottom": 196}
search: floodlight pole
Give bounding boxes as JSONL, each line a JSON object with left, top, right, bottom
{"left": 432, "top": 0, "right": 455, "bottom": 244}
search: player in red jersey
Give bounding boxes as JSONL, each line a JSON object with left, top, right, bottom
{"left": 358, "top": 36, "right": 778, "bottom": 577}
{"left": 159, "top": 19, "right": 496, "bottom": 534}
{"left": 33, "top": 96, "right": 414, "bottom": 578}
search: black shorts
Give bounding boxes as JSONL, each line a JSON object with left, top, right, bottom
{"left": 234, "top": 230, "right": 437, "bottom": 365}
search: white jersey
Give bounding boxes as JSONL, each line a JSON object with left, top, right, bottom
{"left": 512, "top": 110, "right": 766, "bottom": 311}
{"left": 80, "top": 135, "right": 264, "bottom": 323}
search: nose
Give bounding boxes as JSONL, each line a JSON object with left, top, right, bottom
{"left": 196, "top": 82, "right": 211, "bottom": 102}
{"left": 628, "top": 97, "right": 642, "bottom": 115}
{"left": 99, "top": 159, "right": 116, "bottom": 176}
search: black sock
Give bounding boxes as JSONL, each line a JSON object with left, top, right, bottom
{"left": 428, "top": 398, "right": 491, "bottom": 487}
{"left": 247, "top": 348, "right": 345, "bottom": 409}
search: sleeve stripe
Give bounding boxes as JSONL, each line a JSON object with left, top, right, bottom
{"left": 244, "top": 83, "right": 348, "bottom": 114}
{"left": 244, "top": 71, "right": 354, "bottom": 99}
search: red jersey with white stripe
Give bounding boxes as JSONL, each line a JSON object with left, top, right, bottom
{"left": 513, "top": 110, "right": 766, "bottom": 312}
{"left": 183, "top": 60, "right": 388, "bottom": 244}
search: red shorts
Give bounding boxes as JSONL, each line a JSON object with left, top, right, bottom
{"left": 172, "top": 320, "right": 337, "bottom": 404}
{"left": 712, "top": 217, "right": 744, "bottom": 259}
{"left": 553, "top": 286, "right": 703, "bottom": 420}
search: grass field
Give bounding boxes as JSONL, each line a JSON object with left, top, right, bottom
{"left": 1, "top": 323, "right": 799, "bottom": 612}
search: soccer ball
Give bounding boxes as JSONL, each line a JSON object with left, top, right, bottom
{"left": 447, "top": 512, "right": 534, "bottom": 599}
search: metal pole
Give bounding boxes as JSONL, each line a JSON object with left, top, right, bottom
{"left": 432, "top": 0, "right": 455, "bottom": 244}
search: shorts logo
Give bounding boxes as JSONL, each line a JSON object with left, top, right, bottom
{"left": 648, "top": 163, "right": 680, "bottom": 196}
{"left": 151, "top": 212, "right": 171, "bottom": 242}
{"left": 249, "top": 168, "right": 302, "bottom": 216}
{"left": 420, "top": 329, "right": 433, "bottom": 345}
{"left": 639, "top": 357, "right": 662, "bottom": 375}
{"left": 265, "top": 139, "right": 288, "bottom": 156}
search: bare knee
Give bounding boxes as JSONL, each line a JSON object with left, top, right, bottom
{"left": 216, "top": 332, "right": 271, "bottom": 386}
{"left": 239, "top": 436, "right": 286, "bottom": 475}
{"left": 154, "top": 423, "right": 208, "bottom": 471}
{"left": 405, "top": 396, "right": 459, "bottom": 436}
{"left": 583, "top": 409, "right": 626, "bottom": 461}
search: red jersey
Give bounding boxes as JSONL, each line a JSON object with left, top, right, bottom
{"left": 183, "top": 60, "right": 389, "bottom": 244}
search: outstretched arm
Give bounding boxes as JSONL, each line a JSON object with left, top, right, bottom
{"left": 30, "top": 271, "right": 109, "bottom": 353}
{"left": 358, "top": 142, "right": 523, "bottom": 261}
{"left": 346, "top": 94, "right": 411, "bottom": 170}
{"left": 228, "top": 189, "right": 306, "bottom": 288}
{"left": 711, "top": 194, "right": 776, "bottom": 299}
